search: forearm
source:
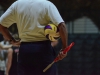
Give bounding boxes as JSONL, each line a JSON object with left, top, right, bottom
{"left": 58, "top": 22, "right": 68, "bottom": 49}
{"left": 0, "top": 24, "right": 15, "bottom": 41}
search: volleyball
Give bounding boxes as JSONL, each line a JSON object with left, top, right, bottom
{"left": 44, "top": 24, "right": 60, "bottom": 41}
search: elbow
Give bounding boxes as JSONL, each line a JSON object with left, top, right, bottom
{"left": 58, "top": 22, "right": 66, "bottom": 31}
{"left": 0, "top": 24, "right": 5, "bottom": 28}
{"left": 0, "top": 24, "right": 7, "bottom": 31}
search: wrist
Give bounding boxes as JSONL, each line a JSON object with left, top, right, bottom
{"left": 62, "top": 45, "right": 68, "bottom": 49}
{"left": 62, "top": 47, "right": 66, "bottom": 50}
{"left": 8, "top": 37, "right": 15, "bottom": 43}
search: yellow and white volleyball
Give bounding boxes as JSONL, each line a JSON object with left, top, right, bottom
{"left": 44, "top": 24, "right": 60, "bottom": 41}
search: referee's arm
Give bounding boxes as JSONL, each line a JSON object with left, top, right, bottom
{"left": 58, "top": 22, "right": 68, "bottom": 49}
{"left": 47, "top": 1, "right": 68, "bottom": 49}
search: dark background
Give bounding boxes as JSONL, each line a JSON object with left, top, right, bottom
{"left": 1, "top": 0, "right": 100, "bottom": 30}
{"left": 0, "top": 0, "right": 100, "bottom": 75}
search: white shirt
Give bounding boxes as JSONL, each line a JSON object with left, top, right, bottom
{"left": 0, "top": 0, "right": 64, "bottom": 42}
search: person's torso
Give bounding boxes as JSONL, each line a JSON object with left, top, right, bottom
{"left": 15, "top": 0, "right": 51, "bottom": 42}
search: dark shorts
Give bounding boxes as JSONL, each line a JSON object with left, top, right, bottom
{"left": 9, "top": 65, "right": 18, "bottom": 75}
{"left": 18, "top": 40, "right": 58, "bottom": 75}
{"left": 9, "top": 47, "right": 18, "bottom": 75}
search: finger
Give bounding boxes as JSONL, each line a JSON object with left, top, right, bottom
{"left": 57, "top": 51, "right": 67, "bottom": 61}
{"left": 57, "top": 55, "right": 63, "bottom": 60}
{"left": 12, "top": 44, "right": 20, "bottom": 47}
{"left": 58, "top": 52, "right": 67, "bottom": 60}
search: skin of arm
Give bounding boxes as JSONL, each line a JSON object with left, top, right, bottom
{"left": 0, "top": 24, "right": 15, "bottom": 42}
{"left": 54, "top": 22, "right": 68, "bottom": 61}
{"left": 58, "top": 22, "right": 68, "bottom": 49}
{"left": 5, "top": 48, "right": 13, "bottom": 75}
{"left": 0, "top": 24, "right": 20, "bottom": 46}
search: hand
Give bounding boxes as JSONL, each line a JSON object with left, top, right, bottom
{"left": 56, "top": 49, "right": 67, "bottom": 62}
{"left": 51, "top": 41, "right": 58, "bottom": 47}
{"left": 11, "top": 40, "right": 21, "bottom": 47}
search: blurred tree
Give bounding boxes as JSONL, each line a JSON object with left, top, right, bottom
{"left": 0, "top": 0, "right": 100, "bottom": 30}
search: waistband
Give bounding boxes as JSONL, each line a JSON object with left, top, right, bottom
{"left": 21, "top": 40, "right": 51, "bottom": 44}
